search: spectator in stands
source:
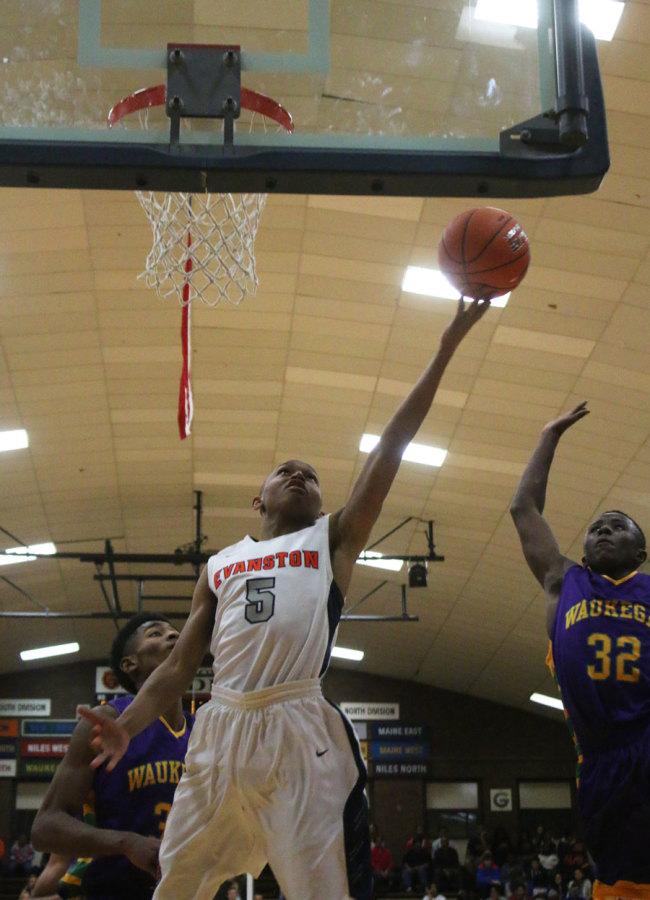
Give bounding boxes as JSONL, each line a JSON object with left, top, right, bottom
{"left": 467, "top": 829, "right": 490, "bottom": 863}
{"left": 533, "top": 826, "right": 545, "bottom": 852}
{"left": 528, "top": 857, "right": 550, "bottom": 896}
{"left": 402, "top": 836, "right": 430, "bottom": 893}
{"left": 491, "top": 827, "right": 512, "bottom": 867}
{"left": 488, "top": 884, "right": 506, "bottom": 900}
{"left": 371, "top": 836, "right": 395, "bottom": 894}
{"left": 476, "top": 851, "right": 502, "bottom": 898}
{"left": 433, "top": 834, "right": 460, "bottom": 891}
{"left": 424, "top": 881, "right": 447, "bottom": 900}
{"left": 432, "top": 835, "right": 460, "bottom": 893}
{"left": 566, "top": 867, "right": 592, "bottom": 900}
{"left": 431, "top": 828, "right": 448, "bottom": 855}
{"left": 510, "top": 883, "right": 529, "bottom": 900}
{"left": 517, "top": 830, "right": 535, "bottom": 857}
{"left": 561, "top": 840, "right": 590, "bottom": 880}
{"left": 406, "top": 830, "right": 432, "bottom": 852}
{"left": 552, "top": 871, "right": 566, "bottom": 898}
{"left": 539, "top": 840, "right": 559, "bottom": 873}
{"left": 9, "top": 834, "right": 36, "bottom": 876}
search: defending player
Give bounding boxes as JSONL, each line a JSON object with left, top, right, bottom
{"left": 32, "top": 614, "right": 193, "bottom": 900}
{"left": 81, "top": 297, "right": 491, "bottom": 900}
{"left": 510, "top": 402, "right": 650, "bottom": 899}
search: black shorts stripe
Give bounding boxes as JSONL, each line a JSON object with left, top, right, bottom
{"left": 326, "top": 699, "right": 373, "bottom": 900}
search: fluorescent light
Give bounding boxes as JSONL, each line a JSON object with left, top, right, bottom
{"left": 357, "top": 550, "right": 404, "bottom": 572}
{"left": 331, "top": 645, "right": 364, "bottom": 662}
{"left": 21, "top": 642, "right": 80, "bottom": 662}
{"left": 475, "top": 0, "right": 625, "bottom": 42}
{"left": 580, "top": 0, "right": 624, "bottom": 41}
{"left": 0, "top": 542, "right": 57, "bottom": 567}
{"left": 402, "top": 266, "right": 509, "bottom": 308}
{"left": 475, "top": 0, "right": 537, "bottom": 28}
{"left": 360, "top": 433, "right": 448, "bottom": 467}
{"left": 530, "top": 692, "right": 564, "bottom": 711}
{"left": 0, "top": 429, "right": 28, "bottom": 452}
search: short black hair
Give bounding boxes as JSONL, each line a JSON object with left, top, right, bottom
{"left": 601, "top": 510, "right": 646, "bottom": 550}
{"left": 110, "top": 613, "right": 173, "bottom": 693}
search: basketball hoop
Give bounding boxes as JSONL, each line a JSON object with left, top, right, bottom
{"left": 108, "top": 84, "right": 293, "bottom": 308}
{"left": 108, "top": 82, "right": 292, "bottom": 440}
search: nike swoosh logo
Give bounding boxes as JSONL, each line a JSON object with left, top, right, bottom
{"left": 316, "top": 749, "right": 329, "bottom": 757}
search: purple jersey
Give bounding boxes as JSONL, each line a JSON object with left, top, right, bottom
{"left": 82, "top": 696, "right": 192, "bottom": 899}
{"left": 551, "top": 564, "right": 650, "bottom": 754}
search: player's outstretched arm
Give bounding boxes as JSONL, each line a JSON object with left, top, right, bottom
{"left": 510, "top": 402, "right": 589, "bottom": 593}
{"left": 31, "top": 710, "right": 159, "bottom": 875}
{"left": 81, "top": 566, "right": 215, "bottom": 772}
{"left": 330, "top": 297, "right": 490, "bottom": 589}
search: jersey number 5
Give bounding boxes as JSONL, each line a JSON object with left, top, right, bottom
{"left": 245, "top": 577, "right": 276, "bottom": 624}
{"left": 587, "top": 633, "right": 641, "bottom": 683}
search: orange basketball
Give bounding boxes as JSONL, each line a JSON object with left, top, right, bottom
{"left": 438, "top": 207, "right": 530, "bottom": 301}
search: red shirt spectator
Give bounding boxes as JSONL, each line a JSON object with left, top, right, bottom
{"left": 372, "top": 840, "right": 394, "bottom": 876}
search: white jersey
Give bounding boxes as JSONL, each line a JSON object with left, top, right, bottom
{"left": 206, "top": 514, "right": 343, "bottom": 692}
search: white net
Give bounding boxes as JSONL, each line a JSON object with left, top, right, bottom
{"left": 122, "top": 99, "right": 289, "bottom": 307}
{"left": 136, "top": 190, "right": 267, "bottom": 306}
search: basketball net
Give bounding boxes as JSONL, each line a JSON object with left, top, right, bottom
{"left": 108, "top": 85, "right": 293, "bottom": 439}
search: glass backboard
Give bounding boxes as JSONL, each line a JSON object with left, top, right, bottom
{"left": 0, "top": 0, "right": 608, "bottom": 196}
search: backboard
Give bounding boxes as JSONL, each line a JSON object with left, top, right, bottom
{"left": 0, "top": 0, "right": 609, "bottom": 197}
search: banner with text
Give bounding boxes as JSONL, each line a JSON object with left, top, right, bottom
{"left": 22, "top": 719, "right": 77, "bottom": 737}
{"left": 20, "top": 758, "right": 60, "bottom": 779}
{"left": 0, "top": 699, "right": 50, "bottom": 717}
{"left": 21, "top": 739, "right": 70, "bottom": 758}
{"left": 340, "top": 703, "right": 399, "bottom": 721}
{"left": 0, "top": 719, "right": 18, "bottom": 738}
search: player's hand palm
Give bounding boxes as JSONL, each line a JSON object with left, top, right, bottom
{"left": 78, "top": 706, "right": 130, "bottom": 772}
{"left": 542, "top": 401, "right": 589, "bottom": 437}
{"left": 125, "top": 834, "right": 161, "bottom": 877}
{"left": 441, "top": 296, "right": 491, "bottom": 349}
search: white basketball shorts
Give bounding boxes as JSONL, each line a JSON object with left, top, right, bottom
{"left": 154, "top": 678, "right": 371, "bottom": 900}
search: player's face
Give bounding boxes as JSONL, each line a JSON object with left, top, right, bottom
{"left": 127, "top": 620, "right": 179, "bottom": 686}
{"left": 583, "top": 512, "right": 646, "bottom": 574}
{"left": 255, "top": 459, "right": 322, "bottom": 521}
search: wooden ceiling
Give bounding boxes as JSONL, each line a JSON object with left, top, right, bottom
{"left": 0, "top": 1, "right": 649, "bottom": 720}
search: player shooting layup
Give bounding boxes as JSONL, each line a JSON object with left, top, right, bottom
{"left": 511, "top": 402, "right": 650, "bottom": 900}
{"left": 81, "top": 298, "right": 490, "bottom": 900}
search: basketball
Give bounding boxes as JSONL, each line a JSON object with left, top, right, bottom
{"left": 438, "top": 207, "right": 530, "bottom": 300}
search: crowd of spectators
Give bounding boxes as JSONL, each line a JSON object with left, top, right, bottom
{"left": 371, "top": 825, "right": 594, "bottom": 899}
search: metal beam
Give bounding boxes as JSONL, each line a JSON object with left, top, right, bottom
{"left": 95, "top": 574, "right": 197, "bottom": 582}
{"left": 104, "top": 539, "right": 121, "bottom": 614}
{"left": 0, "top": 609, "right": 418, "bottom": 623}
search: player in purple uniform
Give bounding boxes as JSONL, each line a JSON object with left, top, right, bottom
{"left": 511, "top": 401, "right": 650, "bottom": 900}
{"left": 32, "top": 613, "right": 193, "bottom": 900}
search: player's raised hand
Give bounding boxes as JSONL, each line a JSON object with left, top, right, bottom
{"left": 78, "top": 706, "right": 130, "bottom": 772}
{"left": 124, "top": 834, "right": 161, "bottom": 877}
{"left": 440, "top": 296, "right": 491, "bottom": 350}
{"left": 542, "top": 401, "right": 590, "bottom": 437}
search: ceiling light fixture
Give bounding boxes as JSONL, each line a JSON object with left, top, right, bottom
{"left": 331, "top": 646, "right": 364, "bottom": 662}
{"left": 20, "top": 642, "right": 80, "bottom": 662}
{"left": 0, "top": 429, "right": 29, "bottom": 452}
{"left": 360, "top": 433, "right": 448, "bottom": 467}
{"left": 530, "top": 691, "right": 564, "bottom": 711}
{"left": 0, "top": 542, "right": 57, "bottom": 567}
{"left": 475, "top": 0, "right": 625, "bottom": 42}
{"left": 402, "top": 266, "right": 509, "bottom": 308}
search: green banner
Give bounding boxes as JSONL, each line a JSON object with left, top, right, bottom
{"left": 20, "top": 758, "right": 60, "bottom": 779}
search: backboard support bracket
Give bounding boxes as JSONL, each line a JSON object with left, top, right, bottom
{"left": 166, "top": 43, "right": 241, "bottom": 149}
{"left": 499, "top": 19, "right": 605, "bottom": 164}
